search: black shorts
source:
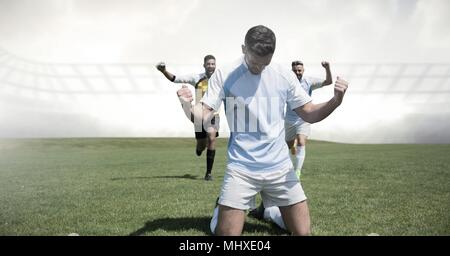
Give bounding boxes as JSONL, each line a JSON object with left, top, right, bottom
{"left": 195, "top": 116, "right": 219, "bottom": 139}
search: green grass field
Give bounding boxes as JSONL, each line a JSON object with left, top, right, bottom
{"left": 0, "top": 138, "right": 449, "bottom": 236}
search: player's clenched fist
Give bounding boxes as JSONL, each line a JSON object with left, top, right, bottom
{"left": 156, "top": 62, "right": 166, "bottom": 72}
{"left": 177, "top": 85, "right": 193, "bottom": 104}
{"left": 321, "top": 61, "right": 330, "bottom": 69}
{"left": 333, "top": 76, "right": 348, "bottom": 104}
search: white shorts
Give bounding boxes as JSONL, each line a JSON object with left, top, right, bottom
{"left": 285, "top": 120, "right": 311, "bottom": 141}
{"left": 218, "top": 166, "right": 307, "bottom": 210}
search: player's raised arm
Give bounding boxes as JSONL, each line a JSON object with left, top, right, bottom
{"left": 295, "top": 76, "right": 348, "bottom": 123}
{"left": 177, "top": 85, "right": 215, "bottom": 126}
{"left": 156, "top": 61, "right": 176, "bottom": 82}
{"left": 321, "top": 61, "right": 333, "bottom": 86}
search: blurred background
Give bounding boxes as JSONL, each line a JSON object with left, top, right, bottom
{"left": 0, "top": 0, "right": 449, "bottom": 143}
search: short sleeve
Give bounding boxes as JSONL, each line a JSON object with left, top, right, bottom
{"left": 200, "top": 69, "right": 224, "bottom": 111}
{"left": 287, "top": 71, "right": 312, "bottom": 110}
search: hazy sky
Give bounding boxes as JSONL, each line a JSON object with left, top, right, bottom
{"left": 1, "top": 0, "right": 449, "bottom": 63}
{"left": 0, "top": 0, "right": 449, "bottom": 143}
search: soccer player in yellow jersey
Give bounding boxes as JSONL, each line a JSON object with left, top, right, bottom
{"left": 156, "top": 55, "right": 219, "bottom": 181}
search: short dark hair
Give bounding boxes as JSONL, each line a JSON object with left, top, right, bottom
{"left": 204, "top": 55, "right": 215, "bottom": 63}
{"left": 291, "top": 60, "right": 304, "bottom": 67}
{"left": 245, "top": 25, "right": 276, "bottom": 57}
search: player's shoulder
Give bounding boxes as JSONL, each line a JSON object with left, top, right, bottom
{"left": 215, "top": 58, "right": 247, "bottom": 80}
{"left": 196, "top": 72, "right": 206, "bottom": 79}
{"left": 268, "top": 62, "right": 297, "bottom": 82}
{"left": 183, "top": 72, "right": 205, "bottom": 84}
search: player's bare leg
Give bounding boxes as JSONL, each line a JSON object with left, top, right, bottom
{"left": 207, "top": 128, "right": 217, "bottom": 150}
{"left": 216, "top": 205, "right": 246, "bottom": 236}
{"left": 279, "top": 200, "right": 311, "bottom": 236}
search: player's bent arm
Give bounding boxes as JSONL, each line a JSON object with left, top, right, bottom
{"left": 163, "top": 70, "right": 176, "bottom": 82}
{"left": 294, "top": 99, "right": 339, "bottom": 124}
{"left": 295, "top": 76, "right": 348, "bottom": 123}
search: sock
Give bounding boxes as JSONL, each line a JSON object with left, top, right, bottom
{"left": 290, "top": 152, "right": 298, "bottom": 170}
{"left": 210, "top": 206, "right": 219, "bottom": 234}
{"left": 295, "top": 146, "right": 306, "bottom": 177}
{"left": 264, "top": 206, "right": 287, "bottom": 230}
{"left": 206, "top": 149, "right": 216, "bottom": 174}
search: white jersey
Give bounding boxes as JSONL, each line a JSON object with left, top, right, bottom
{"left": 285, "top": 76, "right": 323, "bottom": 123}
{"left": 201, "top": 57, "right": 311, "bottom": 172}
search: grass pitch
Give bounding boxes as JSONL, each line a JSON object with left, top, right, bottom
{"left": 0, "top": 138, "right": 449, "bottom": 236}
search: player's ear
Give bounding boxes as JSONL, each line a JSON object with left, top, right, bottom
{"left": 241, "top": 45, "right": 246, "bottom": 54}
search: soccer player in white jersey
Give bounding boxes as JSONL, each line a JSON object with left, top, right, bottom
{"left": 177, "top": 25, "right": 348, "bottom": 235}
{"left": 156, "top": 55, "right": 219, "bottom": 181}
{"left": 286, "top": 60, "right": 332, "bottom": 179}
{"left": 212, "top": 61, "right": 334, "bottom": 233}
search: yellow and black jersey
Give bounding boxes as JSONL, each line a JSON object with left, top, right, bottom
{"left": 194, "top": 76, "right": 209, "bottom": 103}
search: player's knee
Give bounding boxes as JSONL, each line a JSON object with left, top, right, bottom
{"left": 216, "top": 225, "right": 241, "bottom": 236}
{"left": 208, "top": 134, "right": 217, "bottom": 146}
{"left": 300, "top": 226, "right": 311, "bottom": 236}
{"left": 297, "top": 137, "right": 307, "bottom": 146}
{"left": 290, "top": 222, "right": 311, "bottom": 236}
{"left": 293, "top": 228, "right": 311, "bottom": 236}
